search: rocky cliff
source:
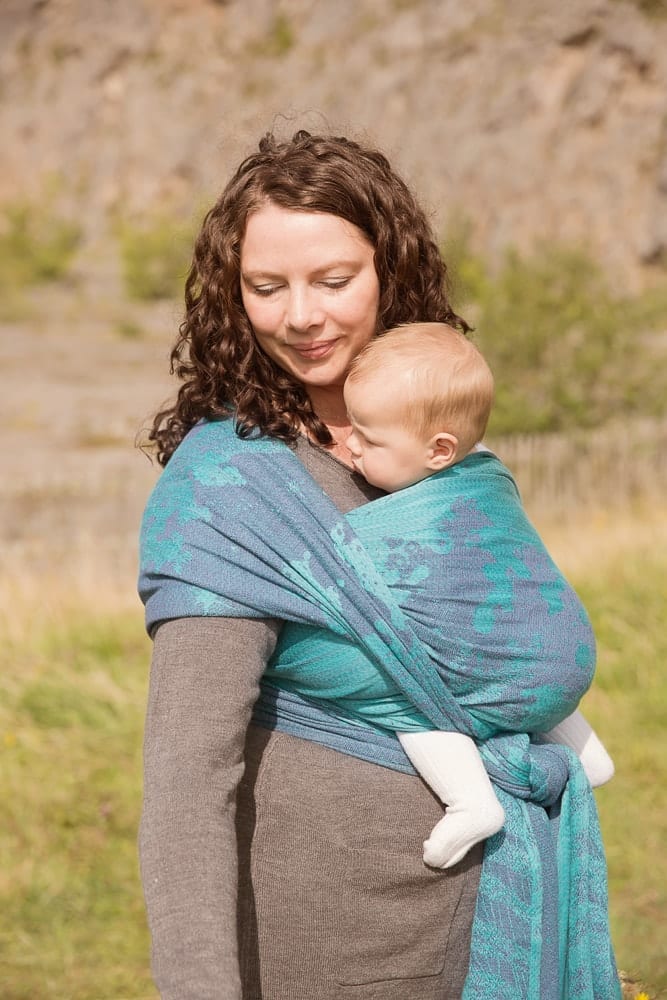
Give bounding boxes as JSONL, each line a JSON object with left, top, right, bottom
{"left": 2, "top": 0, "right": 667, "bottom": 289}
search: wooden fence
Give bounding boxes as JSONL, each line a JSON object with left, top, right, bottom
{"left": 487, "top": 417, "right": 667, "bottom": 515}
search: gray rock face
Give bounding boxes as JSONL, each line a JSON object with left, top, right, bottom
{"left": 2, "top": 0, "right": 666, "bottom": 287}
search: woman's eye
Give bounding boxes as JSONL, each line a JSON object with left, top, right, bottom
{"left": 321, "top": 278, "right": 350, "bottom": 290}
{"left": 253, "top": 284, "right": 281, "bottom": 297}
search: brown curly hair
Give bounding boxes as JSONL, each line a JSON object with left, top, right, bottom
{"left": 148, "top": 129, "right": 468, "bottom": 466}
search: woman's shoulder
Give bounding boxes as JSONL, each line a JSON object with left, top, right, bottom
{"left": 174, "top": 417, "right": 282, "bottom": 464}
{"left": 151, "top": 422, "right": 381, "bottom": 515}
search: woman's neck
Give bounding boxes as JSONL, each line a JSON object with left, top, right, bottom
{"left": 306, "top": 385, "right": 355, "bottom": 467}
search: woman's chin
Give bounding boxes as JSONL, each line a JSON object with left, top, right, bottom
{"left": 293, "top": 364, "right": 348, "bottom": 391}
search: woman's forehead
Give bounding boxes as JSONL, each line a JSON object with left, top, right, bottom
{"left": 241, "top": 204, "right": 374, "bottom": 268}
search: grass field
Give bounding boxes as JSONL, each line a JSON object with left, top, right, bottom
{"left": 0, "top": 602, "right": 155, "bottom": 1000}
{"left": 569, "top": 538, "right": 666, "bottom": 997}
{"left": 1, "top": 505, "right": 665, "bottom": 999}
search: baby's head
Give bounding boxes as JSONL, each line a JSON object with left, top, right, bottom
{"left": 344, "top": 322, "right": 494, "bottom": 492}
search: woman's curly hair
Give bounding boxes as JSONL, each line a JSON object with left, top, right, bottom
{"left": 148, "top": 129, "right": 469, "bottom": 465}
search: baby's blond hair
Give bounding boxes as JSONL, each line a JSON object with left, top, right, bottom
{"left": 347, "top": 323, "right": 494, "bottom": 454}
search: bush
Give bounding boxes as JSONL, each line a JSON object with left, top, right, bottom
{"left": 447, "top": 237, "right": 667, "bottom": 435}
{"left": 0, "top": 200, "right": 81, "bottom": 288}
{"left": 118, "top": 215, "right": 193, "bottom": 301}
{"left": 247, "top": 13, "right": 295, "bottom": 58}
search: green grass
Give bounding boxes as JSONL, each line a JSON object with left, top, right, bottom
{"left": 1, "top": 545, "right": 665, "bottom": 998}
{"left": 576, "top": 554, "right": 667, "bottom": 996}
{"left": 0, "top": 612, "right": 156, "bottom": 1000}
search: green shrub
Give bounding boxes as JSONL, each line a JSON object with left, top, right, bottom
{"left": 118, "top": 215, "right": 193, "bottom": 301}
{"left": 114, "top": 316, "right": 145, "bottom": 340}
{"left": 0, "top": 201, "right": 81, "bottom": 288}
{"left": 249, "top": 13, "right": 295, "bottom": 57}
{"left": 447, "top": 237, "right": 667, "bottom": 435}
{"left": 268, "top": 13, "right": 295, "bottom": 55}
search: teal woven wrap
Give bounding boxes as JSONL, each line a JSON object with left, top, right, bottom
{"left": 138, "top": 418, "right": 621, "bottom": 1000}
{"left": 270, "top": 452, "right": 595, "bottom": 740}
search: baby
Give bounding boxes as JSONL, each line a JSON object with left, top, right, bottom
{"left": 342, "top": 322, "right": 614, "bottom": 868}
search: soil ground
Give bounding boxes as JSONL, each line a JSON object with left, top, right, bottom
{"left": 2, "top": 288, "right": 176, "bottom": 597}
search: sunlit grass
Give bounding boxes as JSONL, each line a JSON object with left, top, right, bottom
{"left": 0, "top": 595, "right": 155, "bottom": 999}
{"left": 1, "top": 507, "right": 665, "bottom": 997}
{"left": 575, "top": 553, "right": 667, "bottom": 996}
{"left": 535, "top": 505, "right": 667, "bottom": 997}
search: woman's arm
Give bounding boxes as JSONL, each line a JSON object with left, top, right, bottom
{"left": 139, "top": 615, "right": 280, "bottom": 1000}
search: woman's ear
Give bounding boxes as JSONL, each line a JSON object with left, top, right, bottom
{"left": 425, "top": 431, "right": 459, "bottom": 471}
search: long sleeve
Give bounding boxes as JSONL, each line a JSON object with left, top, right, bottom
{"left": 139, "top": 615, "right": 280, "bottom": 1000}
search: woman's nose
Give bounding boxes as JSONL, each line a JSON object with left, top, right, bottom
{"left": 285, "top": 287, "right": 324, "bottom": 332}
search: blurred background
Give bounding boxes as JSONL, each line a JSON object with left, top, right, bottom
{"left": 1, "top": 0, "right": 665, "bottom": 996}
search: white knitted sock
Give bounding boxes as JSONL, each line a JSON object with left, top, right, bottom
{"left": 398, "top": 730, "right": 505, "bottom": 869}
{"left": 541, "top": 710, "right": 614, "bottom": 787}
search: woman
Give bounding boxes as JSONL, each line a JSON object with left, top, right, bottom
{"left": 138, "top": 130, "right": 618, "bottom": 1000}
{"left": 140, "top": 130, "right": 479, "bottom": 999}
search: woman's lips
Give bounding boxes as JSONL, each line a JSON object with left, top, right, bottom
{"left": 290, "top": 339, "right": 338, "bottom": 360}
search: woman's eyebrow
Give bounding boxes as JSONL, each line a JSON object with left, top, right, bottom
{"left": 241, "top": 269, "right": 283, "bottom": 281}
{"left": 242, "top": 260, "right": 362, "bottom": 280}
{"left": 311, "top": 259, "right": 361, "bottom": 274}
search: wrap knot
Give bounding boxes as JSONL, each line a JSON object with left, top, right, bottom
{"left": 480, "top": 733, "right": 570, "bottom": 807}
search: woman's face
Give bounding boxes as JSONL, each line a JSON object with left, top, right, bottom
{"left": 240, "top": 203, "right": 380, "bottom": 393}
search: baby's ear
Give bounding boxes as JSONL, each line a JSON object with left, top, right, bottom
{"left": 426, "top": 432, "right": 459, "bottom": 471}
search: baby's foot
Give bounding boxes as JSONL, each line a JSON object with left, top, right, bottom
{"left": 578, "top": 736, "right": 615, "bottom": 788}
{"left": 422, "top": 801, "right": 505, "bottom": 869}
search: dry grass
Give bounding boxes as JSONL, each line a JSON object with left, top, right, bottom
{"left": 532, "top": 501, "right": 667, "bottom": 579}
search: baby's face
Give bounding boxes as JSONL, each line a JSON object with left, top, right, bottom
{"left": 344, "top": 377, "right": 432, "bottom": 492}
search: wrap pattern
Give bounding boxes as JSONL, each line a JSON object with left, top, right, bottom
{"left": 269, "top": 450, "right": 595, "bottom": 740}
{"left": 139, "top": 418, "right": 621, "bottom": 1000}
